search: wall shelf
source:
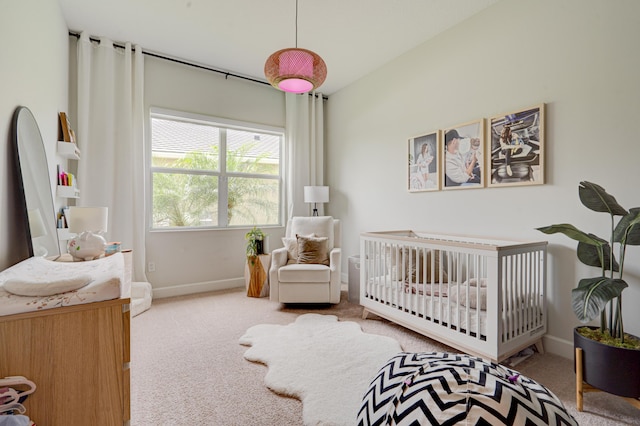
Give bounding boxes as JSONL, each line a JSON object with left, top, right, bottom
{"left": 56, "top": 185, "right": 80, "bottom": 198}
{"left": 57, "top": 141, "right": 81, "bottom": 160}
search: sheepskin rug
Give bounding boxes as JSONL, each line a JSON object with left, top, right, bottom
{"left": 239, "top": 313, "right": 402, "bottom": 426}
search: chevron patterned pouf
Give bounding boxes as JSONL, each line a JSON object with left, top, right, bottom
{"left": 357, "top": 352, "right": 578, "bottom": 426}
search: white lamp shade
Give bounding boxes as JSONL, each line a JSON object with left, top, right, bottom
{"left": 27, "top": 208, "right": 48, "bottom": 238}
{"left": 68, "top": 206, "right": 108, "bottom": 234}
{"left": 303, "top": 186, "right": 329, "bottom": 203}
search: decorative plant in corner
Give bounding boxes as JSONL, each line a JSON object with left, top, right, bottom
{"left": 245, "top": 227, "right": 267, "bottom": 298}
{"left": 245, "top": 227, "right": 265, "bottom": 264}
{"left": 537, "top": 181, "right": 640, "bottom": 347}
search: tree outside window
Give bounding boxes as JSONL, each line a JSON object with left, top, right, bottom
{"left": 150, "top": 113, "right": 282, "bottom": 229}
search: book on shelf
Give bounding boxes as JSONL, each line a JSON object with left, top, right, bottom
{"left": 58, "top": 112, "right": 76, "bottom": 143}
{"left": 57, "top": 165, "right": 76, "bottom": 187}
{"left": 57, "top": 207, "right": 70, "bottom": 228}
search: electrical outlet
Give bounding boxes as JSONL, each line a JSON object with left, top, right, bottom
{"left": 148, "top": 262, "right": 156, "bottom": 272}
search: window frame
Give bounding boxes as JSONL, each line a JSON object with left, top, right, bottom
{"left": 148, "top": 107, "right": 285, "bottom": 231}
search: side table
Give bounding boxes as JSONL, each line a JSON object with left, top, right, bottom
{"left": 245, "top": 253, "right": 271, "bottom": 298}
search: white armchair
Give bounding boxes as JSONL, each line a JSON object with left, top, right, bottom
{"left": 269, "top": 216, "right": 341, "bottom": 304}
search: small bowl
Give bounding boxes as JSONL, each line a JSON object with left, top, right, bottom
{"left": 105, "top": 241, "right": 122, "bottom": 256}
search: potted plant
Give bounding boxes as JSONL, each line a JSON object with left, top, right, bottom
{"left": 245, "top": 227, "right": 265, "bottom": 258}
{"left": 245, "top": 227, "right": 268, "bottom": 297}
{"left": 537, "top": 181, "right": 640, "bottom": 399}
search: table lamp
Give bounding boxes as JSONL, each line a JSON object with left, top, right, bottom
{"left": 303, "top": 186, "right": 329, "bottom": 216}
{"left": 67, "top": 206, "right": 108, "bottom": 261}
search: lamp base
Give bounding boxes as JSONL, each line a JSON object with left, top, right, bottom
{"left": 312, "top": 208, "right": 319, "bottom": 217}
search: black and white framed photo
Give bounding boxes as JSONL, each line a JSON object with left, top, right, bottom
{"left": 488, "top": 104, "right": 545, "bottom": 187}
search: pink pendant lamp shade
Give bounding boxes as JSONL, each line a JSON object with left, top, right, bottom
{"left": 265, "top": 48, "right": 327, "bottom": 94}
{"left": 264, "top": 0, "right": 327, "bottom": 94}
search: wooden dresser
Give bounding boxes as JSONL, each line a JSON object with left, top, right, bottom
{"left": 0, "top": 297, "right": 130, "bottom": 425}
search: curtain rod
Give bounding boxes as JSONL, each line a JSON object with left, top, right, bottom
{"left": 68, "top": 31, "right": 327, "bottom": 100}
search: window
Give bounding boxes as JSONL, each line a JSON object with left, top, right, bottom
{"left": 149, "top": 109, "right": 283, "bottom": 229}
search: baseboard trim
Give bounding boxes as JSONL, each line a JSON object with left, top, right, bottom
{"left": 154, "top": 274, "right": 348, "bottom": 300}
{"left": 543, "top": 334, "right": 573, "bottom": 360}
{"left": 153, "top": 278, "right": 244, "bottom": 299}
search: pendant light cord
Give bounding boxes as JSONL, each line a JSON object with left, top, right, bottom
{"left": 295, "top": 0, "right": 299, "bottom": 48}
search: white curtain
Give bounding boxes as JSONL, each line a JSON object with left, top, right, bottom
{"left": 76, "top": 33, "right": 147, "bottom": 282}
{"left": 285, "top": 91, "right": 326, "bottom": 218}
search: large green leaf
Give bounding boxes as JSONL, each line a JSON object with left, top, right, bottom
{"left": 571, "top": 277, "right": 627, "bottom": 323}
{"left": 537, "top": 223, "right": 619, "bottom": 270}
{"left": 614, "top": 207, "right": 640, "bottom": 246}
{"left": 537, "top": 224, "right": 604, "bottom": 246}
{"left": 577, "top": 239, "right": 619, "bottom": 271}
{"left": 578, "top": 181, "right": 628, "bottom": 216}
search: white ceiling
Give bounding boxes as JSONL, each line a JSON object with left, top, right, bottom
{"left": 58, "top": 0, "right": 499, "bottom": 95}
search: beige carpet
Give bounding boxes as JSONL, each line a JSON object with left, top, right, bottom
{"left": 130, "top": 288, "right": 640, "bottom": 425}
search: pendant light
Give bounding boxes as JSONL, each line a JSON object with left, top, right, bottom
{"left": 264, "top": 0, "right": 327, "bottom": 94}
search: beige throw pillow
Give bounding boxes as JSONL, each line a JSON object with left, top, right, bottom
{"left": 283, "top": 233, "right": 317, "bottom": 261}
{"left": 282, "top": 237, "right": 299, "bottom": 261}
{"left": 296, "top": 234, "right": 330, "bottom": 266}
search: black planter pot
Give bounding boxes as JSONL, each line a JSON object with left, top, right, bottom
{"left": 574, "top": 326, "right": 640, "bottom": 398}
{"left": 256, "top": 240, "right": 264, "bottom": 255}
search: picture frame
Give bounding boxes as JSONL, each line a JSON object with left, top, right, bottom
{"left": 442, "top": 119, "right": 484, "bottom": 190}
{"left": 408, "top": 131, "right": 440, "bottom": 192}
{"left": 488, "top": 104, "right": 545, "bottom": 187}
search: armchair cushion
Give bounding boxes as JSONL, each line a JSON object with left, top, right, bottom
{"left": 278, "top": 263, "right": 331, "bottom": 283}
{"left": 296, "top": 234, "right": 329, "bottom": 265}
{"left": 290, "top": 216, "right": 334, "bottom": 250}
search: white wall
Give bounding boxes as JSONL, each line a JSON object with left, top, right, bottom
{"left": 0, "top": 0, "right": 69, "bottom": 270}
{"left": 143, "top": 56, "right": 286, "bottom": 296}
{"left": 326, "top": 0, "right": 640, "bottom": 359}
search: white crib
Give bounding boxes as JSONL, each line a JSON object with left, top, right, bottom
{"left": 360, "top": 230, "right": 548, "bottom": 362}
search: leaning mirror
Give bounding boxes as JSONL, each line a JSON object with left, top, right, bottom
{"left": 13, "top": 106, "right": 61, "bottom": 258}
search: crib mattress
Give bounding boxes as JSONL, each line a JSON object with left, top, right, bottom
{"left": 0, "top": 253, "right": 128, "bottom": 317}
{"left": 365, "top": 291, "right": 487, "bottom": 337}
{"left": 365, "top": 279, "right": 543, "bottom": 339}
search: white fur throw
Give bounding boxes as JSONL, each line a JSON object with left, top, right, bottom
{"left": 240, "top": 314, "right": 402, "bottom": 426}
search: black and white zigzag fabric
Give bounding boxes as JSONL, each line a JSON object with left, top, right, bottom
{"left": 357, "top": 352, "right": 578, "bottom": 426}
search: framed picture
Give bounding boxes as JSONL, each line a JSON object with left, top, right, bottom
{"left": 488, "top": 104, "right": 545, "bottom": 187}
{"left": 442, "top": 119, "right": 484, "bottom": 190}
{"left": 408, "top": 131, "right": 440, "bottom": 192}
